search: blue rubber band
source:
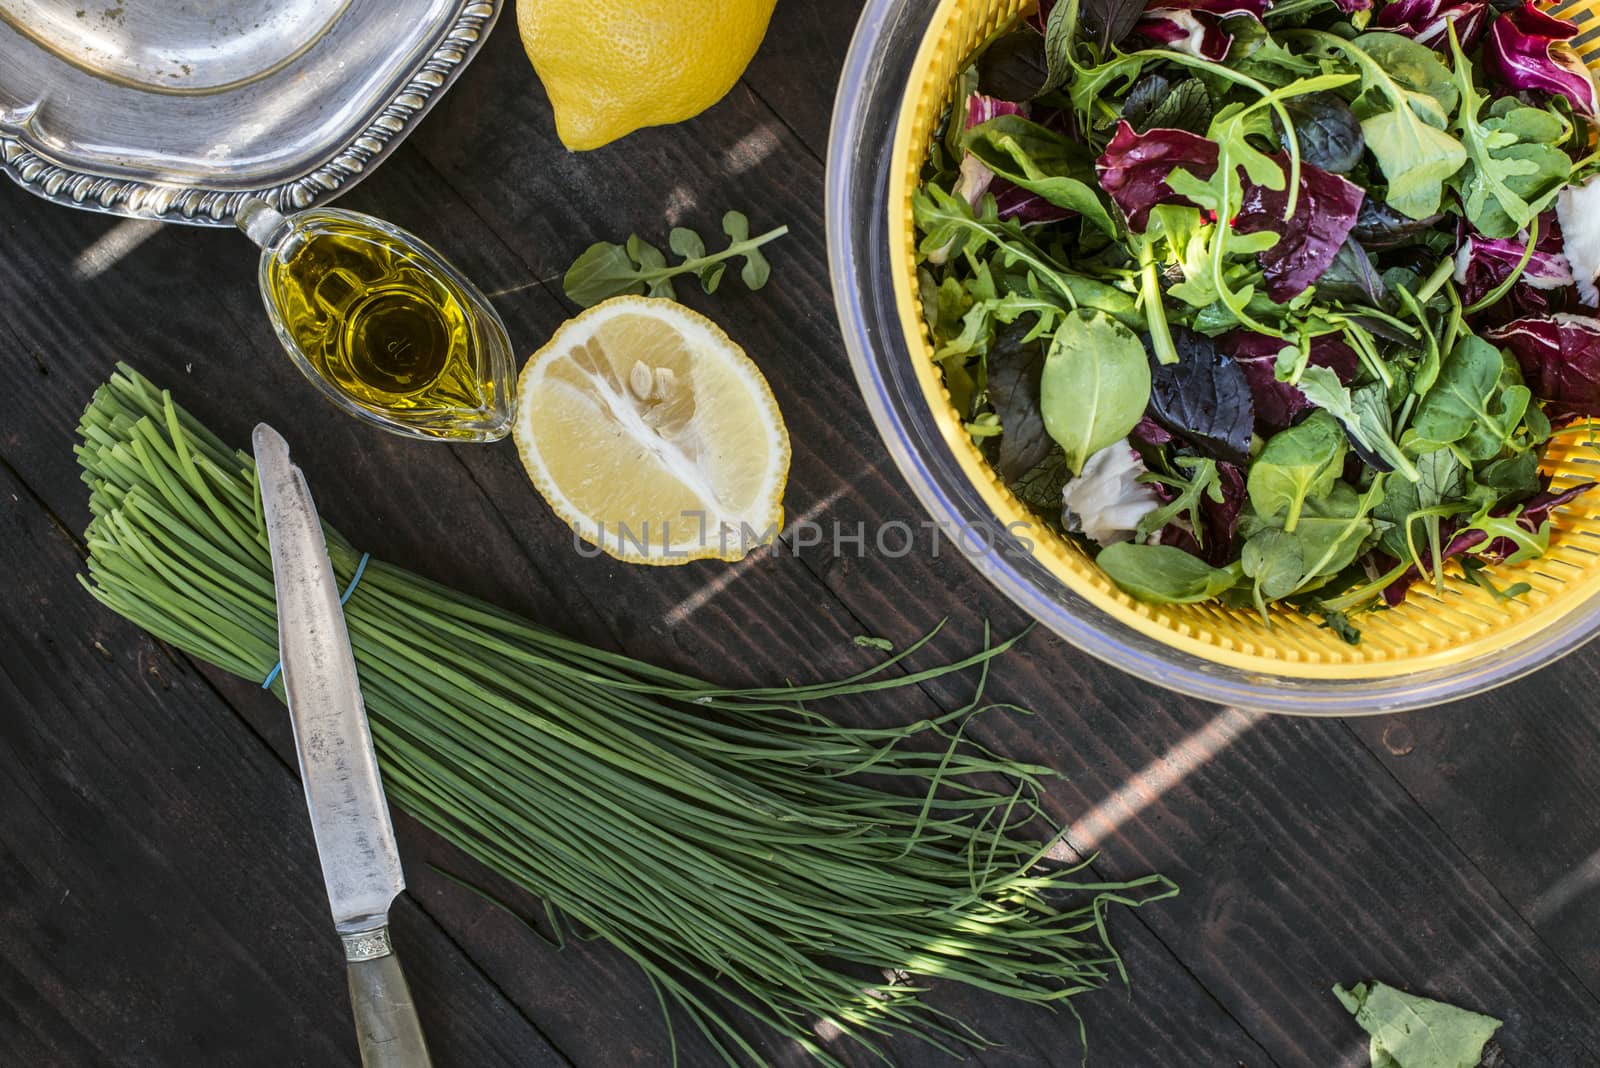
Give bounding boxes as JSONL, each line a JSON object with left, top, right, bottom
{"left": 262, "top": 552, "right": 371, "bottom": 689}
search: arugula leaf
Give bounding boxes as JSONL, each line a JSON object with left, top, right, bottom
{"left": 564, "top": 213, "right": 788, "bottom": 306}
{"left": 1136, "top": 457, "right": 1222, "bottom": 543}
{"left": 1040, "top": 309, "right": 1153, "bottom": 474}
{"left": 1334, "top": 981, "right": 1501, "bottom": 1068}
{"left": 1303, "top": 31, "right": 1467, "bottom": 218}
{"left": 1096, "top": 542, "right": 1239, "bottom": 603}
{"left": 962, "top": 115, "right": 1118, "bottom": 235}
{"left": 1295, "top": 367, "right": 1420, "bottom": 481}
{"left": 1448, "top": 30, "right": 1574, "bottom": 238}
{"left": 1247, "top": 411, "right": 1348, "bottom": 531}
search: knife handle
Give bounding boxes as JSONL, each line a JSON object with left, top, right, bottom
{"left": 343, "top": 926, "right": 433, "bottom": 1068}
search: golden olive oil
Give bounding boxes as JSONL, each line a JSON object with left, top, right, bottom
{"left": 240, "top": 199, "right": 516, "bottom": 442}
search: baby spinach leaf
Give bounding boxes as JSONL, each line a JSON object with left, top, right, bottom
{"left": 962, "top": 116, "right": 1118, "bottom": 236}
{"left": 1243, "top": 528, "right": 1305, "bottom": 618}
{"left": 1040, "top": 309, "right": 1153, "bottom": 474}
{"left": 1333, "top": 981, "right": 1501, "bottom": 1068}
{"left": 1411, "top": 335, "right": 1518, "bottom": 457}
{"left": 1146, "top": 327, "right": 1255, "bottom": 464}
{"left": 1247, "top": 410, "right": 1348, "bottom": 531}
{"left": 986, "top": 322, "right": 1054, "bottom": 481}
{"left": 1376, "top": 445, "right": 1466, "bottom": 564}
{"left": 1096, "top": 542, "right": 1239, "bottom": 603}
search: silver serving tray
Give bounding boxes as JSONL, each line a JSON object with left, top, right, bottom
{"left": 0, "top": 0, "right": 501, "bottom": 225}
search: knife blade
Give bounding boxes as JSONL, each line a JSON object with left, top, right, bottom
{"left": 254, "top": 423, "right": 432, "bottom": 1068}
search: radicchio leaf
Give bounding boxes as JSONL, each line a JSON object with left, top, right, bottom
{"left": 1223, "top": 330, "right": 1361, "bottom": 432}
{"left": 1374, "top": 0, "right": 1490, "bottom": 50}
{"left": 1557, "top": 177, "right": 1600, "bottom": 306}
{"left": 1485, "top": 313, "right": 1600, "bottom": 417}
{"left": 1146, "top": 326, "right": 1255, "bottom": 463}
{"left": 1382, "top": 482, "right": 1596, "bottom": 604}
{"left": 1482, "top": 2, "right": 1598, "bottom": 119}
{"left": 1061, "top": 443, "right": 1162, "bottom": 546}
{"left": 1453, "top": 216, "right": 1574, "bottom": 314}
{"left": 1095, "top": 121, "right": 1220, "bottom": 232}
{"left": 1134, "top": 0, "right": 1272, "bottom": 62}
{"left": 1233, "top": 154, "right": 1365, "bottom": 302}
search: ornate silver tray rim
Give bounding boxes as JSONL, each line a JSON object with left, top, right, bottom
{"left": 0, "top": 0, "right": 501, "bottom": 226}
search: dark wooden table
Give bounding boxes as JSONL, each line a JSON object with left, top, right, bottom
{"left": 4, "top": 5, "right": 1600, "bottom": 1066}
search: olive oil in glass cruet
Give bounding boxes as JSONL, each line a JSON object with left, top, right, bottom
{"left": 237, "top": 197, "right": 517, "bottom": 442}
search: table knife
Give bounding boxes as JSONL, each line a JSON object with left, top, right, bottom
{"left": 254, "top": 423, "right": 433, "bottom": 1068}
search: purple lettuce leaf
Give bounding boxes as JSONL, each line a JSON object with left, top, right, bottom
{"left": 1485, "top": 313, "right": 1600, "bottom": 418}
{"left": 1145, "top": 326, "right": 1255, "bottom": 464}
{"left": 1131, "top": 414, "right": 1177, "bottom": 449}
{"left": 1233, "top": 154, "right": 1365, "bottom": 303}
{"left": 1382, "top": 482, "right": 1596, "bottom": 604}
{"left": 1454, "top": 214, "right": 1574, "bottom": 315}
{"left": 1223, "top": 330, "right": 1361, "bottom": 433}
{"left": 1374, "top": 0, "right": 1490, "bottom": 50}
{"left": 1483, "top": 2, "right": 1598, "bottom": 119}
{"left": 1095, "top": 121, "right": 1221, "bottom": 232}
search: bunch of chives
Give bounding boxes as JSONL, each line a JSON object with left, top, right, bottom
{"left": 76, "top": 364, "right": 1175, "bottom": 1066}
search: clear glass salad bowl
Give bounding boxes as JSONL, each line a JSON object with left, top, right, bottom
{"left": 825, "top": 0, "right": 1600, "bottom": 713}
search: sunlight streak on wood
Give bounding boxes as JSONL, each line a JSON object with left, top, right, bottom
{"left": 73, "top": 219, "right": 163, "bottom": 279}
{"left": 1052, "top": 706, "right": 1266, "bottom": 856}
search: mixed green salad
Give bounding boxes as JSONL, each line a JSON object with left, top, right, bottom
{"left": 915, "top": 0, "right": 1600, "bottom": 638}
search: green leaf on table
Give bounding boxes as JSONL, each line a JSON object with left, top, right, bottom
{"left": 562, "top": 213, "right": 788, "bottom": 307}
{"left": 1246, "top": 411, "right": 1348, "bottom": 532}
{"left": 1096, "top": 542, "right": 1239, "bottom": 604}
{"left": 1039, "top": 309, "right": 1151, "bottom": 475}
{"left": 852, "top": 635, "right": 895, "bottom": 653}
{"left": 1334, "top": 980, "right": 1501, "bottom": 1068}
{"left": 961, "top": 115, "right": 1118, "bottom": 236}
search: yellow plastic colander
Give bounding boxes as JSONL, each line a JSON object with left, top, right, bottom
{"left": 885, "top": 0, "right": 1600, "bottom": 685}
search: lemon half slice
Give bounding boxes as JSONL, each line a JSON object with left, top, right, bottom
{"left": 514, "top": 296, "right": 790, "bottom": 564}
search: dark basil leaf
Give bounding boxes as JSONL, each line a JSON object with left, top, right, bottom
{"left": 1143, "top": 79, "right": 1213, "bottom": 135}
{"left": 1146, "top": 326, "right": 1256, "bottom": 465}
{"left": 1315, "top": 239, "right": 1388, "bottom": 306}
{"left": 1120, "top": 73, "right": 1173, "bottom": 132}
{"left": 1011, "top": 446, "right": 1073, "bottom": 513}
{"left": 987, "top": 322, "right": 1053, "bottom": 482}
{"left": 1081, "top": 0, "right": 1148, "bottom": 51}
{"left": 1275, "top": 92, "right": 1365, "bottom": 174}
{"left": 977, "top": 29, "right": 1049, "bottom": 100}
{"left": 1351, "top": 198, "right": 1444, "bottom": 249}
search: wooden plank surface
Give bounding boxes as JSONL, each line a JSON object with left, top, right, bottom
{"left": 2, "top": 2, "right": 1599, "bottom": 1066}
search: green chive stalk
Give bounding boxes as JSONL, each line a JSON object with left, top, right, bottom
{"left": 76, "top": 365, "right": 1175, "bottom": 1066}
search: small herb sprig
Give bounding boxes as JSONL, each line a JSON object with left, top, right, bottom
{"left": 563, "top": 211, "right": 788, "bottom": 306}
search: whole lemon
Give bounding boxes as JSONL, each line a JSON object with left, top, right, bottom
{"left": 517, "top": 0, "right": 778, "bottom": 151}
